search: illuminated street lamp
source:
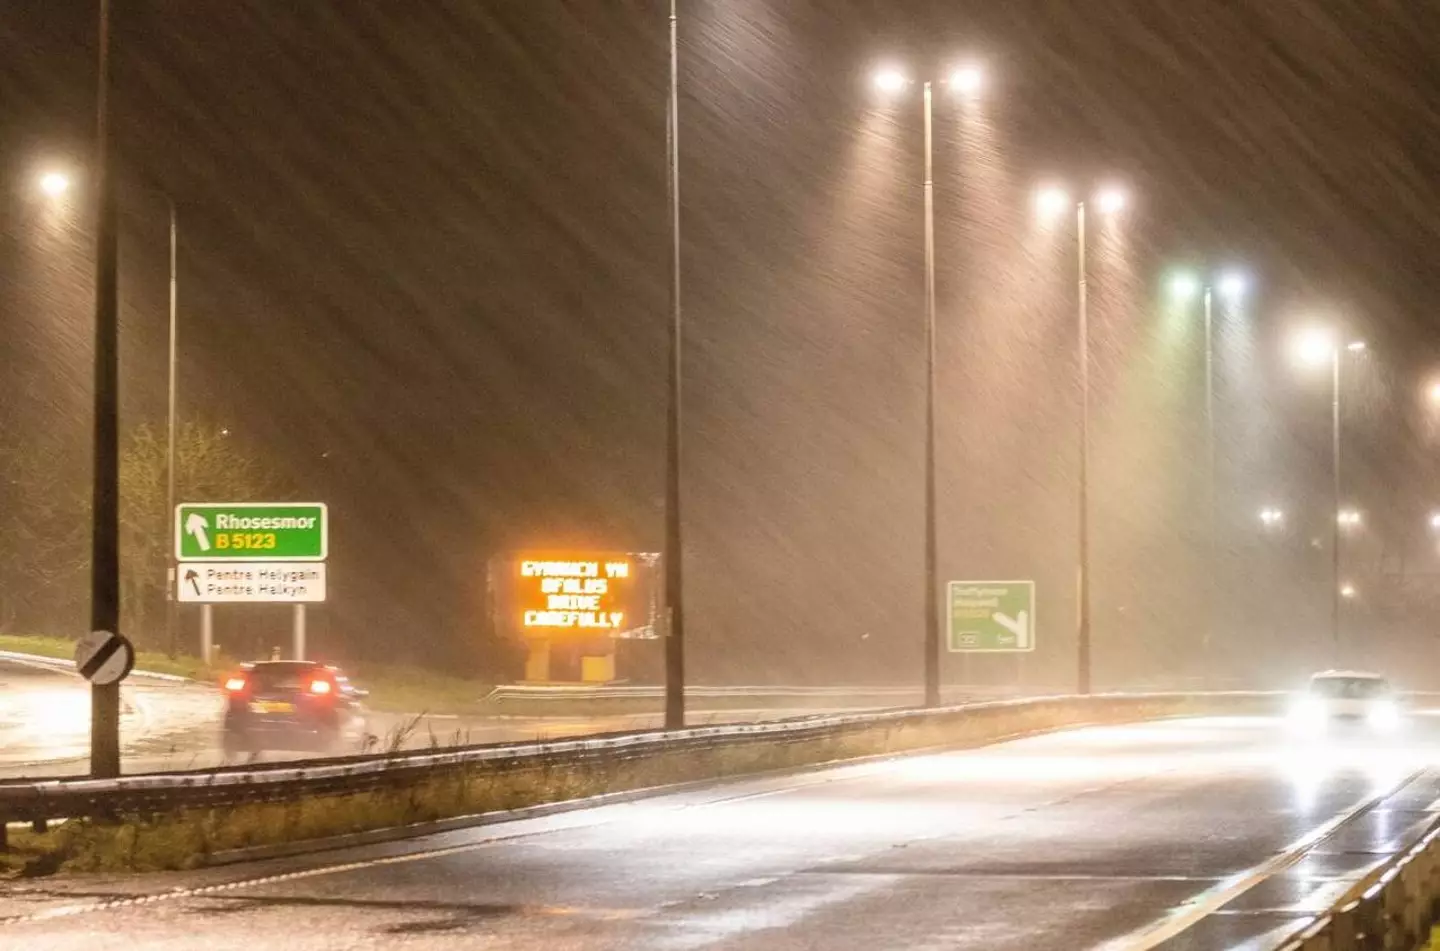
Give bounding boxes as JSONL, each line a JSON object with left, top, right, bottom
{"left": 1217, "top": 272, "right": 1248, "bottom": 301}
{"left": 948, "top": 64, "right": 984, "bottom": 97}
{"left": 1428, "top": 511, "right": 1440, "bottom": 531}
{"left": 38, "top": 170, "right": 71, "bottom": 198}
{"left": 1289, "top": 326, "right": 1366, "bottom": 664}
{"left": 1034, "top": 185, "right": 1068, "bottom": 223}
{"left": 873, "top": 67, "right": 908, "bottom": 94}
{"left": 1340, "top": 582, "right": 1357, "bottom": 600}
{"left": 43, "top": 168, "right": 185, "bottom": 658}
{"left": 873, "top": 60, "right": 985, "bottom": 708}
{"left": 1167, "top": 266, "right": 1251, "bottom": 665}
{"left": 1259, "top": 506, "right": 1285, "bottom": 529}
{"left": 1034, "top": 180, "right": 1131, "bottom": 695}
{"left": 1095, "top": 185, "right": 1128, "bottom": 216}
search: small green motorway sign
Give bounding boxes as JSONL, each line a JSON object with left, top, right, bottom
{"left": 176, "top": 503, "right": 328, "bottom": 561}
{"left": 947, "top": 581, "right": 1035, "bottom": 653}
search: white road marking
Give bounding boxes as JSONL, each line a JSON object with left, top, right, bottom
{"left": 1095, "top": 769, "right": 1421, "bottom": 951}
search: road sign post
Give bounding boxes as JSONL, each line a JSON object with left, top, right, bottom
{"left": 201, "top": 603, "right": 214, "bottom": 664}
{"left": 294, "top": 604, "right": 307, "bottom": 661}
{"left": 947, "top": 581, "right": 1036, "bottom": 653}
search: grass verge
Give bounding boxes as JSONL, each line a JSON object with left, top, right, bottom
{"left": 0, "top": 693, "right": 1272, "bottom": 877}
{"left": 0, "top": 633, "right": 226, "bottom": 681}
{"left": 0, "top": 633, "right": 488, "bottom": 713}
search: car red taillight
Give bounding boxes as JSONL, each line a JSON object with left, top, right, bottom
{"left": 224, "top": 676, "right": 247, "bottom": 692}
{"left": 309, "top": 678, "right": 333, "bottom": 695}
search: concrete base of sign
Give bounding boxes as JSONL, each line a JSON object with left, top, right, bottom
{"left": 580, "top": 654, "right": 615, "bottom": 683}
{"left": 523, "top": 635, "right": 617, "bottom": 684}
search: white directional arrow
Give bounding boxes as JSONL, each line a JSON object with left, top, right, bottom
{"left": 185, "top": 512, "right": 212, "bottom": 552}
{"left": 993, "top": 609, "right": 1030, "bottom": 648}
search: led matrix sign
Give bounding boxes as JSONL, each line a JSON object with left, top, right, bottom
{"left": 517, "top": 556, "right": 633, "bottom": 631}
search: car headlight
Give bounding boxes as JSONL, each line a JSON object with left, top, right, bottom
{"left": 1290, "top": 696, "right": 1327, "bottom": 730}
{"left": 1368, "top": 699, "right": 1401, "bottom": 731}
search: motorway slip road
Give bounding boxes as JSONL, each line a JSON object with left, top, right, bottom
{"left": 6, "top": 715, "right": 1440, "bottom": 949}
{"left": 0, "top": 657, "right": 223, "bottom": 779}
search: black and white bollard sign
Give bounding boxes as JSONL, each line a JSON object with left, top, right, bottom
{"left": 74, "top": 630, "right": 135, "bottom": 685}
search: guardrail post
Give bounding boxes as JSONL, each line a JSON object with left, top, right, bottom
{"left": 1383, "top": 875, "right": 1408, "bottom": 951}
{"left": 0, "top": 822, "right": 7, "bottom": 852}
{"left": 31, "top": 818, "right": 47, "bottom": 835}
{"left": 1332, "top": 902, "right": 1359, "bottom": 950}
{"left": 1355, "top": 894, "right": 1382, "bottom": 951}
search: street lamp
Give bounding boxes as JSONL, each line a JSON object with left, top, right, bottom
{"left": 873, "top": 67, "right": 908, "bottom": 93}
{"left": 1095, "top": 185, "right": 1128, "bottom": 216}
{"left": 47, "top": 171, "right": 184, "bottom": 657}
{"left": 39, "top": 170, "right": 71, "bottom": 198}
{"left": 1340, "top": 582, "right": 1357, "bottom": 600}
{"left": 948, "top": 65, "right": 984, "bottom": 98}
{"left": 1259, "top": 506, "right": 1285, "bottom": 529}
{"left": 874, "top": 61, "right": 985, "bottom": 708}
{"left": 1034, "top": 181, "right": 1130, "bottom": 694}
{"left": 1218, "top": 272, "right": 1248, "bottom": 301}
{"left": 1166, "top": 266, "right": 1249, "bottom": 670}
{"left": 1289, "top": 326, "right": 1365, "bottom": 665}
{"left": 89, "top": 0, "right": 124, "bottom": 779}
{"left": 663, "top": 0, "right": 685, "bottom": 729}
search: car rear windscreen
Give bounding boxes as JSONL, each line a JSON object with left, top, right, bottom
{"left": 1311, "top": 677, "right": 1389, "bottom": 699}
{"left": 248, "top": 664, "right": 321, "bottom": 692}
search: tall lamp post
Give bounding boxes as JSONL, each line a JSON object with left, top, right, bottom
{"left": 1291, "top": 327, "right": 1365, "bottom": 664}
{"left": 164, "top": 198, "right": 179, "bottom": 657}
{"left": 873, "top": 62, "right": 984, "bottom": 708}
{"left": 90, "top": 0, "right": 123, "bottom": 779}
{"left": 1167, "top": 269, "right": 1247, "bottom": 673}
{"left": 663, "top": 0, "right": 685, "bottom": 730}
{"left": 37, "top": 172, "right": 184, "bottom": 659}
{"left": 1035, "top": 183, "right": 1129, "bottom": 695}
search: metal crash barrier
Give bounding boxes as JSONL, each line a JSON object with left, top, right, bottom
{"left": 1279, "top": 818, "right": 1440, "bottom": 951}
{"left": 0, "top": 691, "right": 1277, "bottom": 852}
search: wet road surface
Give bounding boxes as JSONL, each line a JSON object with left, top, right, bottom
{"left": 0, "top": 658, "right": 222, "bottom": 777}
{"left": 6, "top": 715, "right": 1440, "bottom": 949}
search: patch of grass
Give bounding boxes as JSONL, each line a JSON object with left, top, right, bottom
{"left": 0, "top": 633, "right": 229, "bottom": 682}
{"left": 346, "top": 664, "right": 493, "bottom": 716}
{"left": 0, "top": 634, "right": 490, "bottom": 711}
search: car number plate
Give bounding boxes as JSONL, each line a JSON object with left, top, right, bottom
{"left": 249, "top": 701, "right": 295, "bottom": 714}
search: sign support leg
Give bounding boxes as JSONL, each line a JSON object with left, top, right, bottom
{"left": 201, "top": 604, "right": 213, "bottom": 665}
{"left": 293, "top": 603, "right": 306, "bottom": 661}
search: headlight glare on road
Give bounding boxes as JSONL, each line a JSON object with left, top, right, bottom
{"left": 33, "top": 689, "right": 91, "bottom": 735}
{"left": 1289, "top": 696, "right": 1327, "bottom": 733}
{"left": 1368, "top": 699, "right": 1401, "bottom": 732}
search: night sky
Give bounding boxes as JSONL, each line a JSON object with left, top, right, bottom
{"left": 3, "top": 2, "right": 1439, "bottom": 686}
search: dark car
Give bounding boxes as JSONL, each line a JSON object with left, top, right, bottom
{"left": 222, "top": 661, "right": 370, "bottom": 757}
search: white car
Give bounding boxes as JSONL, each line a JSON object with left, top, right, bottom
{"left": 1289, "top": 670, "right": 1404, "bottom": 734}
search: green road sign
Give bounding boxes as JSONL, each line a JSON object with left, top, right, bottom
{"left": 176, "top": 503, "right": 327, "bottom": 561}
{"left": 947, "top": 580, "right": 1035, "bottom": 653}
